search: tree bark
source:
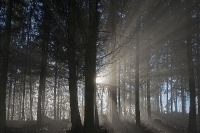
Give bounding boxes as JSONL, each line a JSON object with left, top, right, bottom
{"left": 123, "top": 61, "right": 126, "bottom": 116}
{"left": 54, "top": 60, "right": 57, "bottom": 120}
{"left": 118, "top": 62, "right": 121, "bottom": 117}
{"left": 135, "top": 18, "right": 140, "bottom": 127}
{"left": 68, "top": 0, "right": 83, "bottom": 131}
{"left": 11, "top": 80, "right": 16, "bottom": 121}
{"left": 7, "top": 74, "right": 12, "bottom": 120}
{"left": 57, "top": 82, "right": 60, "bottom": 120}
{"left": 147, "top": 72, "right": 151, "bottom": 120}
{"left": 186, "top": 1, "right": 197, "bottom": 132}
{"left": 37, "top": 2, "right": 49, "bottom": 125}
{"left": 84, "top": 0, "right": 98, "bottom": 132}
{"left": 0, "top": 0, "right": 13, "bottom": 131}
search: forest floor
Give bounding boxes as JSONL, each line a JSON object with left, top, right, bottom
{"left": 5, "top": 112, "right": 200, "bottom": 133}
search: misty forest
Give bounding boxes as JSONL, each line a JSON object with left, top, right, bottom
{"left": 0, "top": 0, "right": 200, "bottom": 133}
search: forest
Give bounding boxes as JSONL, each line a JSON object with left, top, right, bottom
{"left": 0, "top": 0, "right": 200, "bottom": 133}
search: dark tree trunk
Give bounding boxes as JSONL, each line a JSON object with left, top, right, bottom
{"left": 101, "top": 87, "right": 104, "bottom": 115}
{"left": 57, "top": 82, "right": 60, "bottom": 120}
{"left": 22, "top": 44, "right": 28, "bottom": 121}
{"left": 186, "top": 1, "right": 197, "bottom": 132}
{"left": 186, "top": 20, "right": 197, "bottom": 133}
{"left": 0, "top": 0, "right": 13, "bottom": 131}
{"left": 160, "top": 85, "right": 163, "bottom": 113}
{"left": 7, "top": 74, "right": 12, "bottom": 120}
{"left": 111, "top": 65, "right": 118, "bottom": 123}
{"left": 28, "top": 7, "right": 33, "bottom": 121}
{"left": 54, "top": 60, "right": 57, "bottom": 120}
{"left": 37, "top": 3, "right": 49, "bottom": 125}
{"left": 68, "top": 0, "right": 83, "bottom": 131}
{"left": 11, "top": 80, "right": 16, "bottom": 120}
{"left": 175, "top": 88, "right": 178, "bottom": 113}
{"left": 42, "top": 81, "right": 46, "bottom": 118}
{"left": 84, "top": 0, "right": 98, "bottom": 132}
{"left": 135, "top": 18, "right": 140, "bottom": 127}
{"left": 94, "top": 79, "right": 99, "bottom": 128}
{"left": 170, "top": 75, "right": 173, "bottom": 113}
{"left": 147, "top": 74, "right": 151, "bottom": 120}
{"left": 118, "top": 62, "right": 121, "bottom": 117}
{"left": 181, "top": 77, "right": 185, "bottom": 116}
{"left": 19, "top": 80, "right": 22, "bottom": 120}
{"left": 123, "top": 61, "right": 126, "bottom": 116}
{"left": 29, "top": 65, "right": 33, "bottom": 120}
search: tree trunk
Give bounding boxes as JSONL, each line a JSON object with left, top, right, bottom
{"left": 123, "top": 61, "right": 126, "bottom": 116}
{"left": 7, "top": 74, "right": 12, "bottom": 120}
{"left": 186, "top": 1, "right": 197, "bottom": 131}
{"left": 170, "top": 75, "right": 173, "bottom": 113}
{"left": 68, "top": 0, "right": 83, "bottom": 131}
{"left": 0, "top": 0, "right": 13, "bottom": 131}
{"left": 57, "top": 82, "right": 60, "bottom": 120}
{"left": 111, "top": 65, "right": 118, "bottom": 123}
{"left": 181, "top": 77, "right": 185, "bottom": 116}
{"left": 22, "top": 49, "right": 28, "bottom": 121}
{"left": 175, "top": 80, "right": 178, "bottom": 113}
{"left": 118, "top": 62, "right": 121, "bottom": 117}
{"left": 37, "top": 6, "right": 48, "bottom": 125}
{"left": 94, "top": 78, "right": 99, "bottom": 128}
{"left": 29, "top": 65, "right": 33, "bottom": 120}
{"left": 11, "top": 80, "right": 16, "bottom": 120}
{"left": 135, "top": 18, "right": 140, "bottom": 127}
{"left": 84, "top": 0, "right": 98, "bottom": 132}
{"left": 160, "top": 85, "right": 163, "bottom": 113}
{"left": 147, "top": 73, "right": 151, "bottom": 120}
{"left": 54, "top": 60, "right": 57, "bottom": 120}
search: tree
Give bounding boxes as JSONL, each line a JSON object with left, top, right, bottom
{"left": 135, "top": 17, "right": 140, "bottom": 127}
{"left": 186, "top": 0, "right": 197, "bottom": 132}
{"left": 0, "top": 0, "right": 13, "bottom": 132}
{"left": 84, "top": 0, "right": 98, "bottom": 132}
{"left": 68, "top": 0, "right": 83, "bottom": 131}
{"left": 37, "top": 2, "right": 49, "bottom": 126}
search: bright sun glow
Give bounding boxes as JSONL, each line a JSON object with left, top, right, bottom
{"left": 96, "top": 77, "right": 103, "bottom": 84}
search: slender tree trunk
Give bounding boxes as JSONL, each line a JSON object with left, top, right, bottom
{"left": 135, "top": 18, "right": 140, "bottom": 127}
{"left": 156, "top": 92, "right": 160, "bottom": 113}
{"left": 29, "top": 65, "right": 33, "bottom": 120}
{"left": 175, "top": 86, "right": 178, "bottom": 113}
{"left": 129, "top": 64, "right": 132, "bottom": 115}
{"left": 160, "top": 86, "right": 163, "bottom": 113}
{"left": 101, "top": 87, "right": 104, "bottom": 115}
{"left": 54, "top": 60, "right": 57, "bottom": 120}
{"left": 84, "top": 0, "right": 98, "bottom": 132}
{"left": 94, "top": 86, "right": 99, "bottom": 128}
{"left": 22, "top": 44, "right": 28, "bottom": 121}
{"left": 147, "top": 73, "right": 151, "bottom": 120}
{"left": 11, "top": 80, "right": 16, "bottom": 120}
{"left": 42, "top": 80, "right": 46, "bottom": 118}
{"left": 28, "top": 7, "right": 33, "bottom": 121}
{"left": 68, "top": 0, "right": 83, "bottom": 131}
{"left": 186, "top": 21, "right": 197, "bottom": 133}
{"left": 181, "top": 77, "right": 185, "bottom": 116}
{"left": 111, "top": 65, "right": 118, "bottom": 123}
{"left": 186, "top": 1, "right": 197, "bottom": 131}
{"left": 19, "top": 80, "right": 22, "bottom": 120}
{"left": 118, "top": 62, "right": 121, "bottom": 117}
{"left": 57, "top": 82, "right": 60, "bottom": 120}
{"left": 170, "top": 75, "right": 173, "bottom": 113}
{"left": 123, "top": 61, "right": 126, "bottom": 116}
{"left": 0, "top": 0, "right": 13, "bottom": 131}
{"left": 37, "top": 2, "right": 49, "bottom": 126}
{"left": 7, "top": 74, "right": 12, "bottom": 120}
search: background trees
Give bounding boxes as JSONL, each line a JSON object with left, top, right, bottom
{"left": 0, "top": 0, "right": 200, "bottom": 133}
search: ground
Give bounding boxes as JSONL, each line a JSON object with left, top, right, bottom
{"left": 4, "top": 113, "right": 200, "bottom": 133}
